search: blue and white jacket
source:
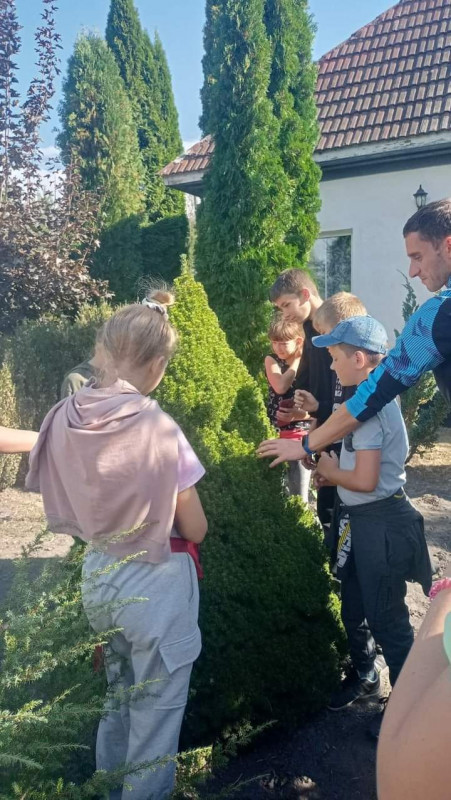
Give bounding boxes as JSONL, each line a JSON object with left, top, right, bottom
{"left": 347, "top": 277, "right": 451, "bottom": 422}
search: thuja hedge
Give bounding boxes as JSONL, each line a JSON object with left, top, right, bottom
{"left": 0, "top": 267, "right": 344, "bottom": 739}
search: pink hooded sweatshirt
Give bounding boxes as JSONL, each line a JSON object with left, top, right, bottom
{"left": 26, "top": 380, "right": 179, "bottom": 564}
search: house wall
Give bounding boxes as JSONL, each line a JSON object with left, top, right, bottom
{"left": 317, "top": 163, "right": 450, "bottom": 343}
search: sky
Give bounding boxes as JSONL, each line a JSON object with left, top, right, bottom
{"left": 15, "top": 0, "right": 393, "bottom": 154}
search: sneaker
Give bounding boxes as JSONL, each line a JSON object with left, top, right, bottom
{"left": 375, "top": 652, "right": 388, "bottom": 675}
{"left": 328, "top": 669, "right": 381, "bottom": 711}
{"left": 367, "top": 695, "right": 390, "bottom": 740}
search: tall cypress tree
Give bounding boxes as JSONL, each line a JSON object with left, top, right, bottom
{"left": 152, "top": 31, "right": 185, "bottom": 218}
{"left": 264, "top": 0, "right": 321, "bottom": 262}
{"left": 58, "top": 34, "right": 145, "bottom": 301}
{"left": 106, "top": 0, "right": 184, "bottom": 221}
{"left": 196, "top": 0, "right": 294, "bottom": 375}
{"left": 106, "top": 0, "right": 187, "bottom": 280}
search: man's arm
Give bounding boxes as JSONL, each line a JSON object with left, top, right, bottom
{"left": 0, "top": 426, "right": 38, "bottom": 453}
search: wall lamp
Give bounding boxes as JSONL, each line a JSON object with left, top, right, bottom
{"left": 414, "top": 185, "right": 428, "bottom": 209}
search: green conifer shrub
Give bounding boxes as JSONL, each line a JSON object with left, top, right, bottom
{"left": 7, "top": 303, "right": 113, "bottom": 429}
{"left": 155, "top": 263, "right": 344, "bottom": 738}
{"left": 196, "top": 0, "right": 294, "bottom": 376}
{"left": 106, "top": 0, "right": 186, "bottom": 223}
{"left": 196, "top": 0, "right": 321, "bottom": 376}
{"left": 106, "top": 0, "right": 187, "bottom": 284}
{"left": 58, "top": 34, "right": 145, "bottom": 302}
{"left": 264, "top": 0, "right": 321, "bottom": 261}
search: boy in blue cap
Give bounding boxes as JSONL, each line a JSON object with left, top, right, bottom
{"left": 312, "top": 315, "right": 432, "bottom": 725}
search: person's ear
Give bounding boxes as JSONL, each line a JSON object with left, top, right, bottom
{"left": 301, "top": 288, "right": 310, "bottom": 303}
{"left": 443, "top": 235, "right": 451, "bottom": 259}
{"left": 354, "top": 350, "right": 366, "bottom": 368}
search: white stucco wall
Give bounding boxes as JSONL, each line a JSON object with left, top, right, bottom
{"left": 317, "top": 163, "right": 450, "bottom": 344}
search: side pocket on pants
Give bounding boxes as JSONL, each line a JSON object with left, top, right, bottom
{"left": 159, "top": 628, "right": 202, "bottom": 675}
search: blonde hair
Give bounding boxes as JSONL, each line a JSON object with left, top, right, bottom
{"left": 97, "top": 289, "right": 178, "bottom": 375}
{"left": 268, "top": 316, "right": 304, "bottom": 342}
{"left": 313, "top": 292, "right": 367, "bottom": 332}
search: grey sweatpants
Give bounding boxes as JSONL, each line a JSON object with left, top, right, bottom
{"left": 82, "top": 550, "right": 201, "bottom": 800}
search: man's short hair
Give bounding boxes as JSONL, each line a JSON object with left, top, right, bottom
{"left": 313, "top": 292, "right": 367, "bottom": 332}
{"left": 269, "top": 269, "right": 319, "bottom": 302}
{"left": 403, "top": 198, "right": 451, "bottom": 246}
{"left": 267, "top": 317, "right": 304, "bottom": 342}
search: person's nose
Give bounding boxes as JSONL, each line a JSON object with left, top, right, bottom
{"left": 409, "top": 260, "right": 420, "bottom": 278}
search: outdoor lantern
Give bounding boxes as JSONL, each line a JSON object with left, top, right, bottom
{"left": 414, "top": 185, "right": 428, "bottom": 209}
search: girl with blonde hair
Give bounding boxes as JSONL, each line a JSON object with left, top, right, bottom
{"left": 27, "top": 290, "right": 208, "bottom": 799}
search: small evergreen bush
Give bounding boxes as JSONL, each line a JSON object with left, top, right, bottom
{"left": 156, "top": 263, "right": 344, "bottom": 738}
{"left": 6, "top": 303, "right": 114, "bottom": 429}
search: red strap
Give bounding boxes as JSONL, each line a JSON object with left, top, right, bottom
{"left": 170, "top": 538, "right": 204, "bottom": 579}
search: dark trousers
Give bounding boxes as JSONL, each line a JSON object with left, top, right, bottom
{"left": 340, "top": 493, "right": 430, "bottom": 687}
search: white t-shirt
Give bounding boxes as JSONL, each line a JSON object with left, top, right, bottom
{"left": 338, "top": 399, "right": 408, "bottom": 506}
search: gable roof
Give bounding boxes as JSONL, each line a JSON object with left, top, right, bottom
{"left": 162, "top": 0, "right": 451, "bottom": 182}
{"left": 317, "top": 0, "right": 451, "bottom": 152}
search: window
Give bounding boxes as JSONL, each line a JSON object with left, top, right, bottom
{"left": 309, "top": 233, "right": 352, "bottom": 298}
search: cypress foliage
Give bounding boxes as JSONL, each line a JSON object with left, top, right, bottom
{"left": 156, "top": 263, "right": 344, "bottom": 738}
{"left": 106, "top": 0, "right": 164, "bottom": 219}
{"left": 196, "top": 0, "right": 294, "bottom": 376}
{"left": 152, "top": 31, "right": 185, "bottom": 219}
{"left": 57, "top": 34, "right": 145, "bottom": 302}
{"left": 106, "top": 0, "right": 187, "bottom": 279}
{"left": 264, "top": 0, "right": 321, "bottom": 261}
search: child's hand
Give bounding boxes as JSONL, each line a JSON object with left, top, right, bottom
{"left": 312, "top": 470, "right": 334, "bottom": 488}
{"left": 316, "top": 450, "right": 339, "bottom": 481}
{"left": 294, "top": 390, "right": 319, "bottom": 413}
{"left": 276, "top": 408, "right": 309, "bottom": 427}
{"left": 301, "top": 454, "right": 318, "bottom": 471}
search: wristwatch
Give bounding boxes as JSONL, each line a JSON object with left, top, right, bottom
{"left": 303, "top": 434, "right": 316, "bottom": 457}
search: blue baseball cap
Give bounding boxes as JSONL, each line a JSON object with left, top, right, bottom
{"left": 312, "top": 315, "right": 388, "bottom": 355}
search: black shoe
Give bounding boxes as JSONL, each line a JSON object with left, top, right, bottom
{"left": 328, "top": 669, "right": 381, "bottom": 711}
{"left": 367, "top": 695, "right": 389, "bottom": 740}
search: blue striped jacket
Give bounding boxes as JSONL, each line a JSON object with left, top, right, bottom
{"left": 346, "top": 277, "right": 451, "bottom": 422}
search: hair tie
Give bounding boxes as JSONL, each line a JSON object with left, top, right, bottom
{"left": 141, "top": 299, "right": 168, "bottom": 319}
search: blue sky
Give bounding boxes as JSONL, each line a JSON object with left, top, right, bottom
{"left": 15, "top": 0, "right": 392, "bottom": 153}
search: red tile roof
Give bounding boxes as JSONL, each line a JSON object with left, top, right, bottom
{"left": 162, "top": 0, "right": 451, "bottom": 178}
{"left": 160, "top": 136, "right": 214, "bottom": 178}
{"left": 317, "top": 0, "right": 451, "bottom": 152}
